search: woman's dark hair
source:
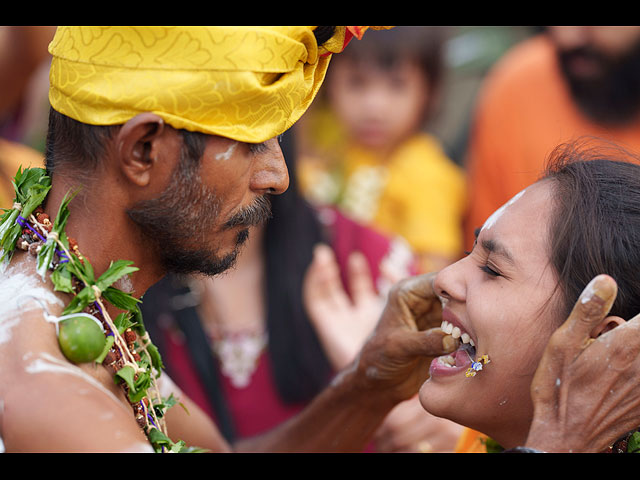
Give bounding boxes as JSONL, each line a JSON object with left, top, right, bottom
{"left": 543, "top": 138, "right": 640, "bottom": 322}
{"left": 263, "top": 131, "right": 333, "bottom": 405}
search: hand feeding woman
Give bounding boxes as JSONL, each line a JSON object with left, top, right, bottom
{"left": 419, "top": 138, "right": 640, "bottom": 451}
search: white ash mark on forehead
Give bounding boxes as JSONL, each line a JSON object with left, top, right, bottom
{"left": 482, "top": 189, "right": 526, "bottom": 231}
{"left": 215, "top": 141, "right": 238, "bottom": 161}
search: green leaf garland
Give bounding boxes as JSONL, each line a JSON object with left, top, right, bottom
{"left": 1, "top": 167, "right": 192, "bottom": 453}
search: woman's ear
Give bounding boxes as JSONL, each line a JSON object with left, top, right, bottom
{"left": 115, "top": 113, "right": 167, "bottom": 187}
{"left": 591, "top": 315, "right": 626, "bottom": 338}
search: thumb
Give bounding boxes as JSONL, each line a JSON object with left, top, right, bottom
{"left": 546, "top": 274, "right": 618, "bottom": 363}
{"left": 395, "top": 328, "right": 459, "bottom": 359}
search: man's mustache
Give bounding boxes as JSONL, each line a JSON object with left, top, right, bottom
{"left": 223, "top": 195, "right": 272, "bottom": 229}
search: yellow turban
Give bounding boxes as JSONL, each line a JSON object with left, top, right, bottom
{"left": 48, "top": 26, "right": 367, "bottom": 143}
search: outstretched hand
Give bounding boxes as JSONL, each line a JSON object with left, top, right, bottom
{"left": 303, "top": 244, "right": 402, "bottom": 370}
{"left": 526, "top": 274, "right": 640, "bottom": 452}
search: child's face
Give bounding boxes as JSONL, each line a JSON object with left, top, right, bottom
{"left": 327, "top": 57, "right": 429, "bottom": 151}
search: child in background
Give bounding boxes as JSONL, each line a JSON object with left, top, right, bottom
{"left": 298, "top": 26, "right": 466, "bottom": 273}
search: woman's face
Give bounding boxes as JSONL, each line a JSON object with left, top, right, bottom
{"left": 419, "top": 180, "right": 563, "bottom": 448}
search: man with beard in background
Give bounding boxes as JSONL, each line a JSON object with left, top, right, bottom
{"left": 463, "top": 26, "right": 640, "bottom": 251}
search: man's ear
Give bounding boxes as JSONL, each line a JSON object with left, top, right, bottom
{"left": 591, "top": 315, "right": 626, "bottom": 338}
{"left": 115, "top": 113, "right": 168, "bottom": 187}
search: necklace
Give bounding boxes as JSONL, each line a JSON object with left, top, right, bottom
{"left": 0, "top": 167, "right": 192, "bottom": 453}
{"left": 210, "top": 329, "right": 268, "bottom": 388}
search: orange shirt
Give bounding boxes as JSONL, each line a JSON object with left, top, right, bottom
{"left": 464, "top": 34, "right": 640, "bottom": 251}
{"left": 454, "top": 427, "right": 488, "bottom": 453}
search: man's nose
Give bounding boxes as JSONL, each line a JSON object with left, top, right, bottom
{"left": 251, "top": 137, "right": 290, "bottom": 195}
{"left": 548, "top": 26, "right": 589, "bottom": 51}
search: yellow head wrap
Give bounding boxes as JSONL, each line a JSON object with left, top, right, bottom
{"left": 48, "top": 26, "right": 371, "bottom": 143}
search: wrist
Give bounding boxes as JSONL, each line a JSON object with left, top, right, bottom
{"left": 336, "top": 361, "right": 399, "bottom": 413}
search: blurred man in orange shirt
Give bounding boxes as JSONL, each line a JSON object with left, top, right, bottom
{"left": 464, "top": 26, "right": 640, "bottom": 250}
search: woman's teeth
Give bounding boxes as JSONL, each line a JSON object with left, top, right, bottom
{"left": 440, "top": 320, "right": 475, "bottom": 347}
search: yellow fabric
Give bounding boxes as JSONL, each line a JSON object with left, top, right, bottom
{"left": 48, "top": 26, "right": 353, "bottom": 143}
{"left": 454, "top": 428, "right": 488, "bottom": 453}
{"left": 299, "top": 133, "right": 466, "bottom": 263}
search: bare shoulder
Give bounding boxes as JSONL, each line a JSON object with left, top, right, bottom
{"left": 0, "top": 257, "right": 153, "bottom": 452}
{"left": 2, "top": 365, "right": 153, "bottom": 452}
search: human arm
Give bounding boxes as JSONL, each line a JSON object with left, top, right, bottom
{"left": 235, "top": 271, "right": 456, "bottom": 452}
{"left": 302, "top": 245, "right": 462, "bottom": 452}
{"left": 524, "top": 274, "right": 640, "bottom": 453}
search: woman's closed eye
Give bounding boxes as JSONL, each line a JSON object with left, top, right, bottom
{"left": 480, "top": 264, "right": 501, "bottom": 277}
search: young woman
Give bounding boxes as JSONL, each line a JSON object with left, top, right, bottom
{"left": 420, "top": 139, "right": 640, "bottom": 451}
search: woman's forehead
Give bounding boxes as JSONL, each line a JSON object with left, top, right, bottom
{"left": 479, "top": 182, "right": 555, "bottom": 258}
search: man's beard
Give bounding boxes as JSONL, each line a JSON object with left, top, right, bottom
{"left": 557, "top": 40, "right": 640, "bottom": 126}
{"left": 126, "top": 153, "right": 272, "bottom": 277}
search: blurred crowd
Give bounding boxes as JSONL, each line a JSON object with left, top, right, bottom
{"left": 4, "top": 25, "right": 640, "bottom": 453}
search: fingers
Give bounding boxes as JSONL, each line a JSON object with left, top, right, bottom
{"left": 389, "top": 273, "right": 442, "bottom": 329}
{"left": 305, "top": 244, "right": 348, "bottom": 308}
{"left": 594, "top": 313, "right": 640, "bottom": 372}
{"left": 347, "top": 251, "right": 377, "bottom": 304}
{"left": 553, "top": 274, "right": 618, "bottom": 355}
{"left": 531, "top": 275, "right": 618, "bottom": 407}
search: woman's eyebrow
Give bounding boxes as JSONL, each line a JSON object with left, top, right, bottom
{"left": 481, "top": 237, "right": 516, "bottom": 266}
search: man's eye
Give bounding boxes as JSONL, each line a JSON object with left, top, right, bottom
{"left": 480, "top": 265, "right": 501, "bottom": 277}
{"left": 248, "top": 142, "right": 268, "bottom": 154}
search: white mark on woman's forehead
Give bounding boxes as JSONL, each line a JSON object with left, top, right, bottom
{"left": 215, "top": 142, "right": 237, "bottom": 161}
{"left": 481, "top": 189, "right": 526, "bottom": 232}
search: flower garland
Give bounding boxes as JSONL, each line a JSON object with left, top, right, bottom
{"left": 0, "top": 167, "right": 196, "bottom": 453}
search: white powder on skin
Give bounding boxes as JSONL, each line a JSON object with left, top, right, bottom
{"left": 23, "top": 351, "right": 127, "bottom": 410}
{"left": 215, "top": 141, "right": 237, "bottom": 161}
{"left": 481, "top": 189, "right": 526, "bottom": 231}
{"left": 0, "top": 270, "right": 64, "bottom": 345}
{"left": 580, "top": 277, "right": 599, "bottom": 304}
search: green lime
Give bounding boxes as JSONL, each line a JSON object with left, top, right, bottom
{"left": 58, "top": 315, "right": 106, "bottom": 363}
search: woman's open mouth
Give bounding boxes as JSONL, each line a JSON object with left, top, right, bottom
{"left": 429, "top": 320, "right": 478, "bottom": 377}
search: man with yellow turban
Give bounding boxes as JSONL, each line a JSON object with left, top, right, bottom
{"left": 0, "top": 26, "right": 635, "bottom": 453}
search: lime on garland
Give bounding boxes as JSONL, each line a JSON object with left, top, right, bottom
{"left": 58, "top": 315, "right": 106, "bottom": 363}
